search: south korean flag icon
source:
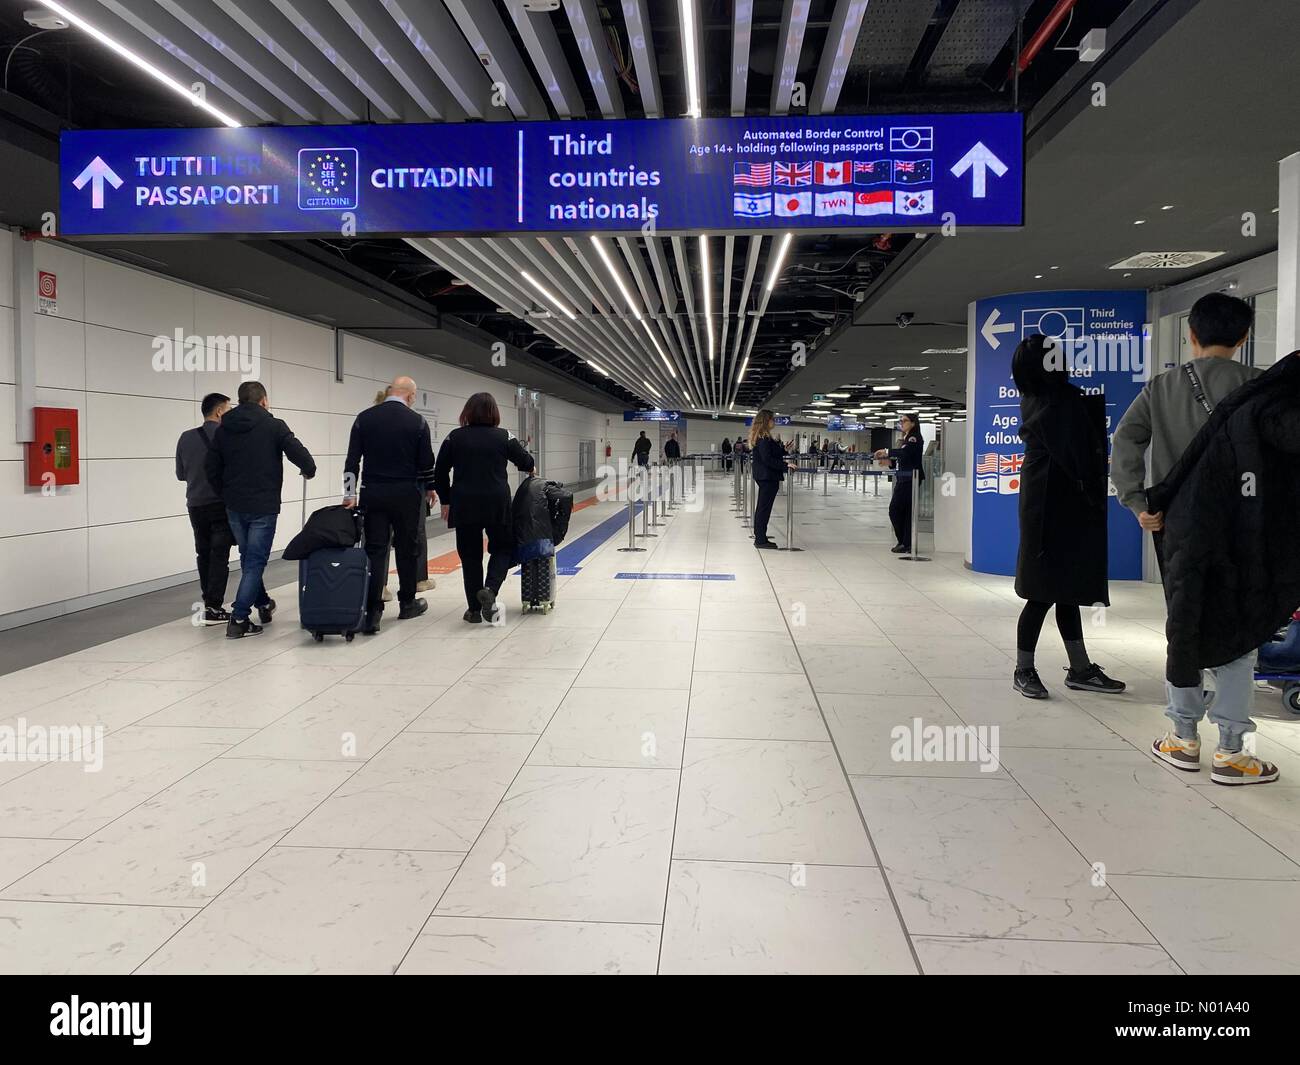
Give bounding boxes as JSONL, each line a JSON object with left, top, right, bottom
{"left": 894, "top": 189, "right": 933, "bottom": 215}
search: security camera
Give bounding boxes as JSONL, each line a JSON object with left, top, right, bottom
{"left": 896, "top": 312, "right": 915, "bottom": 329}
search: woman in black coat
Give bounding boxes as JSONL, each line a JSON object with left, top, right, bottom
{"left": 874, "top": 414, "right": 925, "bottom": 553}
{"left": 750, "top": 410, "right": 792, "bottom": 549}
{"left": 1010, "top": 334, "right": 1124, "bottom": 699}
{"left": 433, "top": 392, "right": 535, "bottom": 623}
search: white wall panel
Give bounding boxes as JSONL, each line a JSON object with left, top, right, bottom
{"left": 83, "top": 256, "right": 193, "bottom": 337}
{"left": 85, "top": 324, "right": 190, "bottom": 401}
{"left": 194, "top": 288, "right": 272, "bottom": 344}
{"left": 88, "top": 515, "right": 194, "bottom": 594}
{"left": 86, "top": 458, "right": 181, "bottom": 527}
{"left": 0, "top": 306, "right": 14, "bottom": 385}
{"left": 0, "top": 459, "right": 89, "bottom": 537}
{"left": 85, "top": 393, "right": 194, "bottom": 460}
{"left": 34, "top": 314, "right": 86, "bottom": 392}
{"left": 270, "top": 312, "right": 333, "bottom": 371}
{"left": 0, "top": 527, "right": 88, "bottom": 615}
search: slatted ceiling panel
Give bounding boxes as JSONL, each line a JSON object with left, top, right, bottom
{"left": 846, "top": 0, "right": 937, "bottom": 84}
{"left": 505, "top": 0, "right": 587, "bottom": 119}
{"left": 381, "top": 0, "right": 500, "bottom": 119}
{"left": 925, "top": 0, "right": 1018, "bottom": 84}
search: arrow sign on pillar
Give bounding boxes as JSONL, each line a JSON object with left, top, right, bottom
{"left": 950, "top": 142, "right": 1008, "bottom": 199}
{"left": 981, "top": 307, "right": 1017, "bottom": 349}
{"left": 72, "top": 156, "right": 123, "bottom": 210}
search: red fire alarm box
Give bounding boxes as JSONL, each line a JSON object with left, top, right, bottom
{"left": 26, "top": 407, "right": 80, "bottom": 487}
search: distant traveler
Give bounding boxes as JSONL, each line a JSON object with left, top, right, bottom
{"left": 344, "top": 375, "right": 436, "bottom": 633}
{"left": 206, "top": 380, "right": 316, "bottom": 639}
{"left": 1112, "top": 293, "right": 1277, "bottom": 783}
{"left": 721, "top": 435, "right": 733, "bottom": 471}
{"left": 434, "top": 392, "right": 535, "bottom": 623}
{"left": 632, "top": 430, "right": 652, "bottom": 468}
{"left": 1144, "top": 350, "right": 1299, "bottom": 784}
{"left": 874, "top": 414, "right": 924, "bottom": 554}
{"left": 1009, "top": 335, "right": 1125, "bottom": 699}
{"left": 176, "top": 392, "right": 234, "bottom": 624}
{"left": 664, "top": 431, "right": 681, "bottom": 465}
{"left": 750, "top": 409, "right": 793, "bottom": 549}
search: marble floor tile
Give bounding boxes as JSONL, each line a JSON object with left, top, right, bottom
{"left": 575, "top": 640, "right": 695, "bottom": 689}
{"left": 801, "top": 643, "right": 936, "bottom": 696}
{"left": 399, "top": 917, "right": 660, "bottom": 975}
{"left": 674, "top": 738, "right": 874, "bottom": 865}
{"left": 687, "top": 671, "right": 828, "bottom": 741}
{"left": 140, "top": 664, "right": 356, "bottom": 729}
{"left": 284, "top": 732, "right": 535, "bottom": 851}
{"left": 0, "top": 837, "right": 74, "bottom": 891}
{"left": 659, "top": 861, "right": 915, "bottom": 975}
{"left": 912, "top": 936, "right": 1182, "bottom": 975}
{"left": 0, "top": 900, "right": 197, "bottom": 975}
{"left": 434, "top": 765, "right": 679, "bottom": 923}
{"left": 529, "top": 687, "right": 689, "bottom": 768}
{"left": 693, "top": 631, "right": 799, "bottom": 674}
{"left": 406, "top": 668, "right": 576, "bottom": 733}
{"left": 137, "top": 847, "right": 461, "bottom": 974}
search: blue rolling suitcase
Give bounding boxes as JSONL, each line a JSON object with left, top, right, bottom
{"left": 299, "top": 547, "right": 369, "bottom": 642}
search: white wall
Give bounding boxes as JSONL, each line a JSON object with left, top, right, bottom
{"left": 0, "top": 232, "right": 611, "bottom": 623}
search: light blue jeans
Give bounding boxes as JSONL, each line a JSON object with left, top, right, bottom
{"left": 1165, "top": 651, "right": 1257, "bottom": 752}
{"left": 226, "top": 511, "right": 277, "bottom": 622}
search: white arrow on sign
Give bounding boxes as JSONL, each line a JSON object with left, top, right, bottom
{"left": 72, "top": 156, "right": 123, "bottom": 210}
{"left": 981, "top": 307, "right": 1016, "bottom": 349}
{"left": 950, "top": 141, "right": 1008, "bottom": 199}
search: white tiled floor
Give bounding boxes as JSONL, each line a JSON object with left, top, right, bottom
{"left": 3, "top": 472, "right": 1300, "bottom": 975}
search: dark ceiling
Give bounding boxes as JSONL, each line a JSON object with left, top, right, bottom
{"left": 765, "top": 0, "right": 1294, "bottom": 418}
{"left": 0, "top": 0, "right": 1144, "bottom": 414}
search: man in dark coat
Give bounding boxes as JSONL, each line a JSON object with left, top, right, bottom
{"left": 1146, "top": 351, "right": 1300, "bottom": 785}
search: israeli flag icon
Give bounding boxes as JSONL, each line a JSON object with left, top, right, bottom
{"left": 298, "top": 148, "right": 359, "bottom": 211}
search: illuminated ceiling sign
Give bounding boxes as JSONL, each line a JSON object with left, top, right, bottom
{"left": 62, "top": 113, "right": 1023, "bottom": 237}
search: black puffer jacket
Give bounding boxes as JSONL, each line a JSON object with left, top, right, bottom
{"left": 1147, "top": 353, "right": 1300, "bottom": 686}
{"left": 283, "top": 505, "right": 362, "bottom": 560}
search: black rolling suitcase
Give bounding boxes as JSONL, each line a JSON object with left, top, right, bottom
{"left": 296, "top": 481, "right": 369, "bottom": 642}
{"left": 520, "top": 555, "right": 557, "bottom": 614}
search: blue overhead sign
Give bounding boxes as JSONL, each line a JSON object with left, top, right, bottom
{"left": 624, "top": 410, "right": 683, "bottom": 422}
{"left": 60, "top": 113, "right": 1023, "bottom": 237}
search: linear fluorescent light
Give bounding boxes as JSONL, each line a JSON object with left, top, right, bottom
{"left": 825, "top": 392, "right": 850, "bottom": 398}
{"left": 639, "top": 317, "right": 676, "bottom": 378}
{"left": 700, "top": 235, "right": 714, "bottom": 362}
{"left": 679, "top": 0, "right": 701, "bottom": 118}
{"left": 642, "top": 380, "right": 661, "bottom": 399}
{"left": 738, "top": 356, "right": 749, "bottom": 382}
{"left": 766, "top": 232, "right": 794, "bottom": 292}
{"left": 589, "top": 236, "right": 641, "bottom": 321}
{"left": 520, "top": 271, "right": 577, "bottom": 320}
{"left": 587, "top": 360, "right": 610, "bottom": 377}
{"left": 873, "top": 385, "right": 900, "bottom": 392}
{"left": 36, "top": 0, "right": 242, "bottom": 127}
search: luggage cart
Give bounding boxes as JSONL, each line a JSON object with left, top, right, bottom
{"left": 1257, "top": 613, "right": 1300, "bottom": 715}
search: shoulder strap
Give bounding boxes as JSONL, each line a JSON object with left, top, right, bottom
{"left": 197, "top": 424, "right": 216, "bottom": 450}
{"left": 1183, "top": 362, "right": 1215, "bottom": 415}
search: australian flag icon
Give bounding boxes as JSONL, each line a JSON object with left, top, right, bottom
{"left": 893, "top": 159, "right": 932, "bottom": 185}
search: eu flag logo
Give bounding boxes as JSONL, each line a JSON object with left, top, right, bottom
{"left": 297, "top": 148, "right": 359, "bottom": 210}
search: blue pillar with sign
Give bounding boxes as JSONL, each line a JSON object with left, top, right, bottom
{"left": 967, "top": 290, "right": 1148, "bottom": 580}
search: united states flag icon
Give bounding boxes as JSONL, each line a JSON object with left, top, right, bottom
{"left": 734, "top": 162, "right": 772, "bottom": 186}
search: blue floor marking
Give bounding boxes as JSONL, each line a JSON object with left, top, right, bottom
{"left": 613, "top": 573, "right": 736, "bottom": 581}
{"left": 551, "top": 502, "right": 644, "bottom": 574}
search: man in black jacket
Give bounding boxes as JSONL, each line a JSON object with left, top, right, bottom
{"left": 176, "top": 392, "right": 233, "bottom": 624}
{"left": 206, "top": 380, "right": 316, "bottom": 638}
{"left": 663, "top": 431, "right": 681, "bottom": 465}
{"left": 344, "top": 375, "right": 435, "bottom": 632}
{"left": 632, "top": 430, "right": 652, "bottom": 468}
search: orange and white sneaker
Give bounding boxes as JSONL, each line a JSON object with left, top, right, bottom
{"left": 1210, "top": 749, "right": 1280, "bottom": 786}
{"left": 1151, "top": 731, "right": 1201, "bottom": 772}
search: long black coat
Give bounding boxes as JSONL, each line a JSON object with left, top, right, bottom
{"left": 1014, "top": 385, "right": 1110, "bottom": 605}
{"left": 1147, "top": 353, "right": 1300, "bottom": 686}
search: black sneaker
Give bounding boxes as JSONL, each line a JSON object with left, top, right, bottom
{"left": 398, "top": 599, "right": 429, "bottom": 621}
{"left": 890, "top": 544, "right": 909, "bottom": 554}
{"left": 361, "top": 609, "right": 382, "bottom": 635}
{"left": 226, "top": 618, "right": 264, "bottom": 640}
{"left": 476, "top": 587, "right": 501, "bottom": 623}
{"left": 257, "top": 598, "right": 276, "bottom": 625}
{"left": 463, "top": 609, "right": 483, "bottom": 624}
{"left": 755, "top": 540, "right": 778, "bottom": 550}
{"left": 1064, "top": 663, "right": 1126, "bottom": 694}
{"left": 201, "top": 606, "right": 230, "bottom": 625}
{"left": 1014, "top": 667, "right": 1049, "bottom": 699}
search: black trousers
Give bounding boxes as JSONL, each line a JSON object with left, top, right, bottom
{"left": 1017, "top": 601, "right": 1084, "bottom": 652}
{"left": 188, "top": 502, "right": 234, "bottom": 608}
{"left": 455, "top": 521, "right": 513, "bottom": 612}
{"left": 889, "top": 472, "right": 913, "bottom": 548}
{"left": 360, "top": 482, "right": 422, "bottom": 610}
{"left": 753, "top": 480, "right": 779, "bottom": 543}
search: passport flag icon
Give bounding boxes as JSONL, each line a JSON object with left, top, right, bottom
{"left": 734, "top": 192, "right": 773, "bottom": 217}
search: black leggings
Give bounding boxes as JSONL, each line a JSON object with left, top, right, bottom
{"left": 1017, "top": 601, "right": 1083, "bottom": 652}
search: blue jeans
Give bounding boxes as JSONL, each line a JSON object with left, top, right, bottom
{"left": 1165, "top": 651, "right": 1257, "bottom": 752}
{"left": 226, "top": 511, "right": 276, "bottom": 621}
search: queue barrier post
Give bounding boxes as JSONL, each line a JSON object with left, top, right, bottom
{"left": 901, "top": 472, "right": 930, "bottom": 563}
{"left": 618, "top": 468, "right": 646, "bottom": 552}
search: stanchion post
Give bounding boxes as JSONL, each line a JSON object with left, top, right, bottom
{"left": 902, "top": 472, "right": 930, "bottom": 563}
{"left": 618, "top": 468, "right": 645, "bottom": 552}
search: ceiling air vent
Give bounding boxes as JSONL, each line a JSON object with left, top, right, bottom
{"left": 1109, "top": 251, "right": 1224, "bottom": 270}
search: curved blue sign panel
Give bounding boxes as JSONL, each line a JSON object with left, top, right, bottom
{"left": 970, "top": 290, "right": 1148, "bottom": 580}
{"left": 61, "top": 113, "right": 1023, "bottom": 237}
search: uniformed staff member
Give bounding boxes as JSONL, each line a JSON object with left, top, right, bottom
{"left": 875, "top": 414, "right": 924, "bottom": 554}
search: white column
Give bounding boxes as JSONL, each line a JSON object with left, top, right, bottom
{"left": 11, "top": 228, "right": 36, "bottom": 444}
{"left": 1279, "top": 152, "right": 1300, "bottom": 360}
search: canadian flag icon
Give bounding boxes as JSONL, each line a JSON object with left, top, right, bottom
{"left": 814, "top": 160, "right": 848, "bottom": 185}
